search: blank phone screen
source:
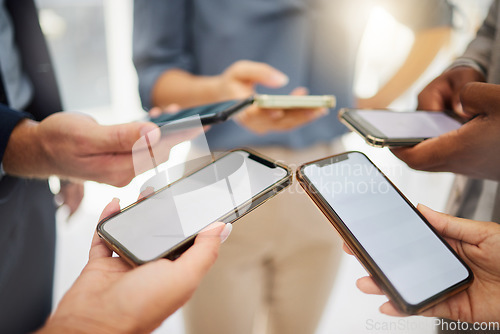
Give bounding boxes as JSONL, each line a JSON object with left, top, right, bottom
{"left": 302, "top": 152, "right": 469, "bottom": 305}
{"left": 102, "top": 151, "right": 288, "bottom": 263}
{"left": 355, "top": 110, "right": 462, "bottom": 138}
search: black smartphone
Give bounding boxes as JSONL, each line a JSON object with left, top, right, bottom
{"left": 150, "top": 97, "right": 255, "bottom": 128}
{"left": 338, "top": 108, "right": 463, "bottom": 147}
{"left": 296, "top": 151, "right": 473, "bottom": 314}
{"left": 97, "top": 149, "right": 292, "bottom": 266}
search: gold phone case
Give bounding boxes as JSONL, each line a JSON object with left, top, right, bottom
{"left": 296, "top": 152, "right": 473, "bottom": 314}
{"left": 97, "top": 148, "right": 292, "bottom": 267}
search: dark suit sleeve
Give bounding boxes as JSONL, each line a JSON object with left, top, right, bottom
{"left": 0, "top": 104, "right": 32, "bottom": 163}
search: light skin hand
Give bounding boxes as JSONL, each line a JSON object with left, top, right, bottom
{"left": 55, "top": 180, "right": 85, "bottom": 217}
{"left": 152, "top": 60, "right": 328, "bottom": 134}
{"left": 235, "top": 86, "right": 328, "bottom": 135}
{"left": 38, "top": 198, "right": 230, "bottom": 334}
{"left": 391, "top": 82, "right": 500, "bottom": 181}
{"left": 345, "top": 204, "right": 500, "bottom": 323}
{"left": 3, "top": 112, "right": 159, "bottom": 187}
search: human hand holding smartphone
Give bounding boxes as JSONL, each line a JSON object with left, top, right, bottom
{"left": 339, "top": 108, "right": 463, "bottom": 147}
{"left": 149, "top": 94, "right": 335, "bottom": 132}
{"left": 97, "top": 149, "right": 291, "bottom": 266}
{"left": 352, "top": 204, "right": 500, "bottom": 323}
{"left": 296, "top": 152, "right": 472, "bottom": 314}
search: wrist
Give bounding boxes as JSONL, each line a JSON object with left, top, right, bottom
{"left": 2, "top": 118, "right": 49, "bottom": 178}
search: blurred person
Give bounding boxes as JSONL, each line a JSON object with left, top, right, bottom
{"left": 348, "top": 204, "right": 500, "bottom": 325}
{"left": 133, "top": 1, "right": 454, "bottom": 333}
{"left": 392, "top": 0, "right": 500, "bottom": 225}
{"left": 0, "top": 0, "right": 162, "bottom": 332}
{"left": 36, "top": 199, "right": 232, "bottom": 334}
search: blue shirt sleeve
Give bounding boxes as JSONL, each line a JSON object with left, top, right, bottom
{"left": 0, "top": 104, "right": 31, "bottom": 164}
{"left": 133, "top": 0, "right": 194, "bottom": 110}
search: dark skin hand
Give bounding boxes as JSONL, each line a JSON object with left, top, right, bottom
{"left": 391, "top": 82, "right": 500, "bottom": 181}
{"left": 345, "top": 204, "right": 500, "bottom": 323}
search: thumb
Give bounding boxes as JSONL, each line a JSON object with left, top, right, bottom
{"left": 460, "top": 82, "right": 500, "bottom": 119}
{"left": 290, "top": 86, "right": 309, "bottom": 96}
{"left": 417, "top": 204, "right": 488, "bottom": 245}
{"left": 228, "top": 60, "right": 289, "bottom": 88}
{"left": 92, "top": 121, "right": 159, "bottom": 153}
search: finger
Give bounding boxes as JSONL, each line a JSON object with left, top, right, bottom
{"left": 272, "top": 108, "right": 327, "bottom": 129}
{"left": 89, "top": 198, "right": 121, "bottom": 260}
{"left": 417, "top": 79, "right": 450, "bottom": 111}
{"left": 290, "top": 86, "right": 309, "bottom": 96}
{"left": 149, "top": 107, "right": 162, "bottom": 118}
{"left": 230, "top": 60, "right": 289, "bottom": 88}
{"left": 343, "top": 242, "right": 354, "bottom": 255}
{"left": 92, "top": 121, "right": 160, "bottom": 154}
{"left": 356, "top": 276, "right": 384, "bottom": 295}
{"left": 460, "top": 82, "right": 500, "bottom": 119}
{"left": 417, "top": 204, "right": 492, "bottom": 245}
{"left": 380, "top": 301, "right": 406, "bottom": 317}
{"left": 390, "top": 128, "right": 463, "bottom": 172}
{"left": 174, "top": 222, "right": 228, "bottom": 275}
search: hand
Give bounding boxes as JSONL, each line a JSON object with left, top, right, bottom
{"left": 38, "top": 198, "right": 231, "bottom": 334}
{"left": 392, "top": 82, "right": 500, "bottom": 180}
{"left": 3, "top": 112, "right": 202, "bottom": 187}
{"left": 235, "top": 87, "right": 328, "bottom": 134}
{"left": 55, "top": 180, "right": 84, "bottom": 216}
{"left": 346, "top": 204, "right": 500, "bottom": 323}
{"left": 217, "top": 61, "right": 327, "bottom": 134}
{"left": 148, "top": 104, "right": 181, "bottom": 118}
{"left": 417, "top": 66, "right": 485, "bottom": 118}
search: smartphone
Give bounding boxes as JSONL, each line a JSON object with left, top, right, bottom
{"left": 338, "top": 108, "right": 463, "bottom": 147}
{"left": 296, "top": 152, "right": 473, "bottom": 314}
{"left": 150, "top": 96, "right": 255, "bottom": 128}
{"left": 97, "top": 149, "right": 292, "bottom": 266}
{"left": 255, "top": 94, "right": 336, "bottom": 109}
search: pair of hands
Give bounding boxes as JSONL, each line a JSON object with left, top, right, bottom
{"left": 347, "top": 204, "right": 500, "bottom": 323}
{"left": 392, "top": 67, "right": 500, "bottom": 181}
{"left": 152, "top": 60, "right": 328, "bottom": 134}
{"left": 38, "top": 198, "right": 231, "bottom": 334}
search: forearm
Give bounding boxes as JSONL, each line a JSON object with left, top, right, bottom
{"left": 2, "top": 119, "right": 52, "bottom": 179}
{"left": 152, "top": 69, "right": 223, "bottom": 109}
{"left": 360, "top": 26, "right": 451, "bottom": 108}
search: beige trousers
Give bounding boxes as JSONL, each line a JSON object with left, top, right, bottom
{"left": 183, "top": 142, "right": 344, "bottom": 334}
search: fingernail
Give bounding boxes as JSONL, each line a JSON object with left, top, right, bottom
{"left": 454, "top": 102, "right": 464, "bottom": 116}
{"left": 112, "top": 197, "right": 120, "bottom": 204}
{"left": 270, "top": 73, "right": 289, "bottom": 87}
{"left": 220, "top": 223, "right": 232, "bottom": 243}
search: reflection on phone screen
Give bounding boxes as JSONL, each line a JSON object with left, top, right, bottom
{"left": 356, "top": 110, "right": 461, "bottom": 138}
{"left": 102, "top": 151, "right": 287, "bottom": 262}
{"left": 303, "top": 152, "right": 469, "bottom": 305}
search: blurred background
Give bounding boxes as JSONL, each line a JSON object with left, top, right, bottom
{"left": 35, "top": 0, "right": 493, "bottom": 333}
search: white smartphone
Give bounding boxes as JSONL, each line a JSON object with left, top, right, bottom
{"left": 339, "top": 108, "right": 463, "bottom": 147}
{"left": 97, "top": 149, "right": 292, "bottom": 266}
{"left": 255, "top": 94, "right": 336, "bottom": 109}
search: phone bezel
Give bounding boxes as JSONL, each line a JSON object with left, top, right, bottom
{"left": 338, "top": 108, "right": 463, "bottom": 148}
{"left": 296, "top": 151, "right": 473, "bottom": 314}
{"left": 97, "top": 148, "right": 292, "bottom": 266}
